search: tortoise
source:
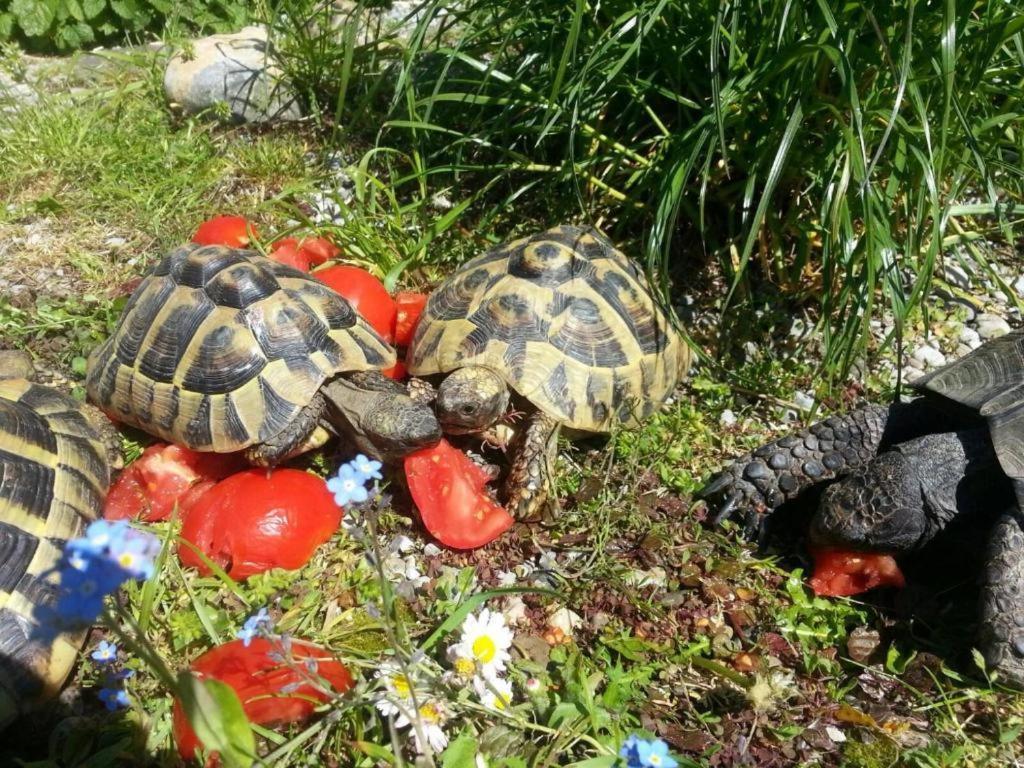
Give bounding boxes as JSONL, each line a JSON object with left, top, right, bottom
{"left": 406, "top": 224, "right": 690, "bottom": 519}
{"left": 701, "top": 329, "right": 1024, "bottom": 688}
{"left": 86, "top": 244, "right": 441, "bottom": 465}
{"left": 0, "top": 351, "right": 119, "bottom": 728}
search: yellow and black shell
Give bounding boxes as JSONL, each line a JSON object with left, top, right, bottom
{"left": 408, "top": 225, "right": 689, "bottom": 432}
{"left": 86, "top": 244, "right": 395, "bottom": 453}
{"left": 0, "top": 379, "right": 111, "bottom": 728}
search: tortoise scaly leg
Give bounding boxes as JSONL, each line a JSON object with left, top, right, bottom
{"left": 977, "top": 511, "right": 1024, "bottom": 688}
{"left": 505, "top": 411, "right": 560, "bottom": 521}
{"left": 246, "top": 392, "right": 328, "bottom": 466}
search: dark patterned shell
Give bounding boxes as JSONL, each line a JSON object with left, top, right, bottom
{"left": 914, "top": 328, "right": 1024, "bottom": 496}
{"left": 0, "top": 379, "right": 110, "bottom": 727}
{"left": 86, "top": 245, "right": 395, "bottom": 453}
{"left": 407, "top": 225, "right": 689, "bottom": 432}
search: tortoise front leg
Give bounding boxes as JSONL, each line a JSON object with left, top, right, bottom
{"left": 977, "top": 512, "right": 1024, "bottom": 689}
{"left": 505, "top": 411, "right": 560, "bottom": 521}
{"left": 246, "top": 392, "right": 328, "bottom": 466}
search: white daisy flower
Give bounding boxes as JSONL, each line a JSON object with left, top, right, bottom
{"left": 373, "top": 662, "right": 416, "bottom": 717}
{"left": 395, "top": 699, "right": 448, "bottom": 754}
{"left": 473, "top": 675, "right": 513, "bottom": 712}
{"left": 452, "top": 608, "right": 513, "bottom": 675}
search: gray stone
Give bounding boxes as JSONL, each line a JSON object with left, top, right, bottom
{"left": 719, "top": 409, "right": 737, "bottom": 427}
{"left": 959, "top": 325, "right": 981, "bottom": 349}
{"left": 941, "top": 263, "right": 971, "bottom": 290}
{"left": 1014, "top": 275, "right": 1024, "bottom": 298}
{"left": 793, "top": 390, "right": 815, "bottom": 412}
{"left": 976, "top": 313, "right": 1012, "bottom": 340}
{"left": 912, "top": 344, "right": 946, "bottom": 369}
{"left": 164, "top": 26, "right": 301, "bottom": 123}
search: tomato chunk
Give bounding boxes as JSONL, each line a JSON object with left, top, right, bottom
{"left": 267, "top": 239, "right": 312, "bottom": 271}
{"left": 192, "top": 216, "right": 259, "bottom": 248}
{"left": 269, "top": 236, "right": 341, "bottom": 271}
{"left": 179, "top": 469, "right": 341, "bottom": 579}
{"left": 103, "top": 444, "right": 244, "bottom": 522}
{"left": 382, "top": 361, "right": 407, "bottom": 381}
{"left": 172, "top": 637, "right": 354, "bottom": 761}
{"left": 312, "top": 264, "right": 396, "bottom": 342}
{"left": 808, "top": 548, "right": 906, "bottom": 597}
{"left": 404, "top": 439, "right": 514, "bottom": 549}
{"left": 393, "top": 291, "right": 429, "bottom": 347}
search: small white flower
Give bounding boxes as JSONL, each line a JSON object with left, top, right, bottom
{"left": 395, "top": 699, "right": 448, "bottom": 754}
{"left": 452, "top": 608, "right": 513, "bottom": 675}
{"left": 496, "top": 570, "right": 517, "bottom": 587}
{"left": 473, "top": 675, "right": 513, "bottom": 712}
{"left": 373, "top": 662, "right": 416, "bottom": 717}
{"left": 524, "top": 677, "right": 543, "bottom": 694}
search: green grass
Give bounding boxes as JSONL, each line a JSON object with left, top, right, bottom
{"left": 1, "top": 22, "right": 1023, "bottom": 768}
{"left": 274, "top": 0, "right": 1024, "bottom": 384}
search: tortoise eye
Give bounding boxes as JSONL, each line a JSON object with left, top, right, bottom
{"left": 460, "top": 404, "right": 476, "bottom": 417}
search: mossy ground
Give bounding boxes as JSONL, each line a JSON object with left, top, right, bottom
{"left": 0, "top": 53, "right": 1021, "bottom": 768}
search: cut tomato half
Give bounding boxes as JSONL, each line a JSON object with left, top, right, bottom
{"left": 179, "top": 469, "right": 341, "bottom": 579}
{"left": 172, "top": 637, "right": 354, "bottom": 761}
{"left": 808, "top": 548, "right": 906, "bottom": 597}
{"left": 103, "top": 444, "right": 243, "bottom": 522}
{"left": 192, "top": 216, "right": 258, "bottom": 248}
{"left": 404, "top": 439, "right": 514, "bottom": 549}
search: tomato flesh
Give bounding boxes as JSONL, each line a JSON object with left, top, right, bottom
{"left": 393, "top": 291, "right": 429, "bottom": 347}
{"left": 808, "top": 548, "right": 906, "bottom": 597}
{"left": 179, "top": 469, "right": 341, "bottom": 579}
{"left": 312, "top": 264, "right": 396, "bottom": 342}
{"left": 267, "top": 240, "right": 312, "bottom": 271}
{"left": 404, "top": 439, "right": 514, "bottom": 549}
{"left": 269, "top": 237, "right": 341, "bottom": 271}
{"left": 192, "top": 216, "right": 258, "bottom": 248}
{"left": 103, "top": 444, "right": 243, "bottom": 522}
{"left": 382, "top": 361, "right": 407, "bottom": 381}
{"left": 172, "top": 637, "right": 354, "bottom": 761}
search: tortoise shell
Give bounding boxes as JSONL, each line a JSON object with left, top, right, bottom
{"left": 407, "top": 225, "right": 689, "bottom": 432}
{"left": 86, "top": 244, "right": 395, "bottom": 453}
{"left": 0, "top": 379, "right": 110, "bottom": 727}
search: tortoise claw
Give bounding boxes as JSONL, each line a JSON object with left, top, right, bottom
{"left": 712, "top": 492, "right": 740, "bottom": 527}
{"left": 699, "top": 473, "right": 734, "bottom": 498}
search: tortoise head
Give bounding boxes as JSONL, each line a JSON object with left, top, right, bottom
{"left": 809, "top": 451, "right": 929, "bottom": 552}
{"left": 323, "top": 375, "right": 442, "bottom": 462}
{"left": 435, "top": 366, "right": 510, "bottom": 435}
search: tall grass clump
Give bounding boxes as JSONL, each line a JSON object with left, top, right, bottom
{"left": 377, "top": 0, "right": 1024, "bottom": 379}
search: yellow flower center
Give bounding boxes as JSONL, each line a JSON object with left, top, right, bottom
{"left": 419, "top": 703, "right": 441, "bottom": 724}
{"left": 471, "top": 635, "right": 497, "bottom": 663}
{"left": 390, "top": 674, "right": 411, "bottom": 697}
{"left": 650, "top": 757, "right": 662, "bottom": 766}
{"left": 118, "top": 553, "right": 135, "bottom": 569}
{"left": 453, "top": 657, "right": 476, "bottom": 678}
{"left": 493, "top": 694, "right": 508, "bottom": 710}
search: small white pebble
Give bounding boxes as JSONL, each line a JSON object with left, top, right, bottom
{"left": 826, "top": 726, "right": 847, "bottom": 743}
{"left": 720, "top": 409, "right": 737, "bottom": 427}
{"left": 793, "top": 390, "right": 815, "bottom": 411}
{"left": 912, "top": 344, "right": 946, "bottom": 368}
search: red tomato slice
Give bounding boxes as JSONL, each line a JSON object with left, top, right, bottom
{"left": 267, "top": 240, "right": 313, "bottom": 271}
{"left": 192, "top": 216, "right": 259, "bottom": 247}
{"left": 382, "top": 361, "right": 407, "bottom": 381}
{"left": 404, "top": 439, "right": 514, "bottom": 549}
{"left": 808, "top": 548, "right": 906, "bottom": 597}
{"left": 103, "top": 444, "right": 244, "bottom": 522}
{"left": 312, "top": 264, "right": 396, "bottom": 342}
{"left": 295, "top": 236, "right": 340, "bottom": 266}
{"left": 393, "top": 291, "right": 428, "bottom": 347}
{"left": 179, "top": 469, "right": 341, "bottom": 579}
{"left": 172, "top": 637, "right": 354, "bottom": 761}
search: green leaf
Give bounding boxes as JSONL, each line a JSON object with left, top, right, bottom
{"left": 176, "top": 672, "right": 256, "bottom": 768}
{"left": 441, "top": 730, "right": 478, "bottom": 767}
{"left": 82, "top": 0, "right": 106, "bottom": 20}
{"left": 108, "top": 0, "right": 139, "bottom": 20}
{"left": 65, "top": 0, "right": 84, "bottom": 21}
{"left": 10, "top": 0, "right": 57, "bottom": 37}
{"left": 0, "top": 13, "right": 14, "bottom": 39}
{"left": 351, "top": 741, "right": 396, "bottom": 763}
{"left": 71, "top": 356, "right": 88, "bottom": 376}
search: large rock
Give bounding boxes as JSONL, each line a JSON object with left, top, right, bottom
{"left": 163, "top": 26, "right": 301, "bottom": 123}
